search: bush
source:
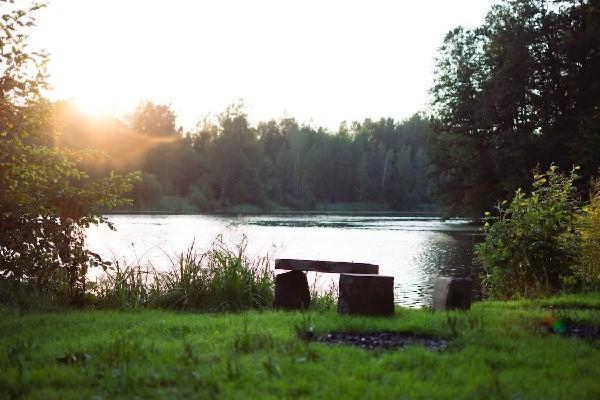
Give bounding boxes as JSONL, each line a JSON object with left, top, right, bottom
{"left": 155, "top": 236, "right": 273, "bottom": 311}
{"left": 579, "top": 178, "right": 600, "bottom": 288}
{"left": 475, "top": 166, "right": 583, "bottom": 299}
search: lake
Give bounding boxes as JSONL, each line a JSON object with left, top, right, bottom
{"left": 86, "top": 213, "right": 481, "bottom": 308}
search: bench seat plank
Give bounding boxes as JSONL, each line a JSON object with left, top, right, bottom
{"left": 275, "top": 259, "right": 378, "bottom": 274}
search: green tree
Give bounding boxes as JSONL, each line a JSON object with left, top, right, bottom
{"left": 130, "top": 173, "right": 162, "bottom": 209}
{"left": 129, "top": 100, "right": 179, "bottom": 136}
{"left": 0, "top": 2, "right": 139, "bottom": 306}
{"left": 200, "top": 103, "right": 265, "bottom": 207}
{"left": 430, "top": 0, "right": 600, "bottom": 216}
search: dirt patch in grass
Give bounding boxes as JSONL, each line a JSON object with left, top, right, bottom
{"left": 312, "top": 331, "right": 448, "bottom": 351}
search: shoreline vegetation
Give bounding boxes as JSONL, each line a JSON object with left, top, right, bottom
{"left": 102, "top": 210, "right": 446, "bottom": 217}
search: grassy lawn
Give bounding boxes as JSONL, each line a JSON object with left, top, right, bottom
{"left": 1, "top": 294, "right": 600, "bottom": 399}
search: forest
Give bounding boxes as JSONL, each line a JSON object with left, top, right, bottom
{"left": 48, "top": 0, "right": 600, "bottom": 217}
{"left": 55, "top": 103, "right": 433, "bottom": 213}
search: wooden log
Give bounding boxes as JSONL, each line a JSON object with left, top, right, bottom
{"left": 273, "top": 270, "right": 310, "bottom": 310}
{"left": 338, "top": 273, "right": 395, "bottom": 316}
{"left": 275, "top": 259, "right": 378, "bottom": 274}
{"left": 432, "top": 277, "right": 472, "bottom": 311}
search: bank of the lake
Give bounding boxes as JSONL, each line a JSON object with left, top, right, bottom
{"left": 86, "top": 213, "right": 480, "bottom": 308}
{"left": 2, "top": 293, "right": 600, "bottom": 399}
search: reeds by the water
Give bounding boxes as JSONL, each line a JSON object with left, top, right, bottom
{"left": 92, "top": 235, "right": 274, "bottom": 312}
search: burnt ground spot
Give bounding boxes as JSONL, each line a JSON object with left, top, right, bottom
{"left": 311, "top": 331, "right": 448, "bottom": 351}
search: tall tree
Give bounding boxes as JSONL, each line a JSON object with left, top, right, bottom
{"left": 0, "top": 2, "right": 138, "bottom": 304}
{"left": 430, "top": 0, "right": 600, "bottom": 216}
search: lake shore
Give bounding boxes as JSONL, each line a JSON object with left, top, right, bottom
{"left": 2, "top": 293, "right": 599, "bottom": 399}
{"left": 86, "top": 214, "right": 479, "bottom": 308}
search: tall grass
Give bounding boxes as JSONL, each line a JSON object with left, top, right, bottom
{"left": 308, "top": 275, "right": 338, "bottom": 312}
{"left": 92, "top": 235, "right": 274, "bottom": 312}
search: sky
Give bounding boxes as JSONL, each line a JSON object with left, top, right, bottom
{"left": 30, "top": 0, "right": 496, "bottom": 131}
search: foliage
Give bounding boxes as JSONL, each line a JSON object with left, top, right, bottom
{"left": 93, "top": 237, "right": 274, "bottom": 312}
{"left": 59, "top": 100, "right": 435, "bottom": 212}
{"left": 579, "top": 178, "right": 600, "bottom": 288}
{"left": 129, "top": 100, "right": 179, "bottom": 136}
{"left": 2, "top": 294, "right": 600, "bottom": 399}
{"left": 130, "top": 173, "right": 162, "bottom": 210}
{"left": 156, "top": 195, "right": 197, "bottom": 213}
{"left": 430, "top": 0, "right": 600, "bottom": 216}
{"left": 0, "top": 2, "right": 139, "bottom": 306}
{"left": 475, "top": 166, "right": 583, "bottom": 299}
{"left": 90, "top": 261, "right": 151, "bottom": 310}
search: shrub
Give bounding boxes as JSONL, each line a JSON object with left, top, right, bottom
{"left": 579, "top": 178, "right": 600, "bottom": 288}
{"left": 475, "top": 166, "right": 583, "bottom": 299}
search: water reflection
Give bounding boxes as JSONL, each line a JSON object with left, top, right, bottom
{"left": 86, "top": 213, "right": 481, "bottom": 308}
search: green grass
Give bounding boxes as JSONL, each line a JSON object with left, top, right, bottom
{"left": 1, "top": 294, "right": 600, "bottom": 399}
{"left": 90, "top": 237, "right": 274, "bottom": 313}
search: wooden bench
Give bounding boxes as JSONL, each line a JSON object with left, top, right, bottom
{"left": 274, "top": 259, "right": 394, "bottom": 315}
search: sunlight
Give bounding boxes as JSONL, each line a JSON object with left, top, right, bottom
{"left": 69, "top": 95, "right": 119, "bottom": 119}
{"left": 31, "top": 0, "right": 496, "bottom": 130}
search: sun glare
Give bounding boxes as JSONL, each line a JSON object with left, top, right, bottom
{"left": 70, "top": 96, "right": 119, "bottom": 118}
{"left": 31, "top": 0, "right": 495, "bottom": 130}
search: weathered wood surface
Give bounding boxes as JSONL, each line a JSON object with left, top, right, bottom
{"left": 275, "top": 259, "right": 379, "bottom": 274}
{"left": 273, "top": 270, "right": 310, "bottom": 310}
{"left": 338, "top": 273, "right": 394, "bottom": 316}
{"left": 432, "top": 277, "right": 472, "bottom": 311}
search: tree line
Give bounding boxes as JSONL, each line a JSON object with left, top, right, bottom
{"left": 56, "top": 0, "right": 599, "bottom": 216}
{"left": 56, "top": 102, "right": 434, "bottom": 212}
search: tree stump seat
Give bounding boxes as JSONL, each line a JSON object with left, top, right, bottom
{"left": 432, "top": 277, "right": 472, "bottom": 311}
{"left": 337, "top": 273, "right": 395, "bottom": 316}
{"left": 273, "top": 259, "right": 394, "bottom": 315}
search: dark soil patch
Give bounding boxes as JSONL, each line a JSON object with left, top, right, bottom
{"left": 542, "top": 318, "right": 600, "bottom": 340}
{"left": 312, "top": 331, "right": 448, "bottom": 351}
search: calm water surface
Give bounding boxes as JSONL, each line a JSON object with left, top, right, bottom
{"left": 86, "top": 214, "right": 481, "bottom": 308}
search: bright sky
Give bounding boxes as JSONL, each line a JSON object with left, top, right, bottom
{"left": 31, "top": 0, "right": 495, "bottom": 130}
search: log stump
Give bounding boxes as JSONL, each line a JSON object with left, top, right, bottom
{"left": 432, "top": 277, "right": 472, "bottom": 311}
{"left": 273, "top": 270, "right": 310, "bottom": 310}
{"left": 338, "top": 273, "right": 394, "bottom": 316}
